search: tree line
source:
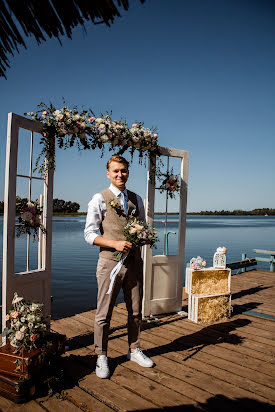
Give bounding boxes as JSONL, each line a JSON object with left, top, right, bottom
{"left": 191, "top": 208, "right": 275, "bottom": 216}
{"left": 1, "top": 201, "right": 274, "bottom": 215}
{"left": 0, "top": 198, "right": 80, "bottom": 214}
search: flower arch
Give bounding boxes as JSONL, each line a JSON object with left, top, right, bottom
{"left": 25, "top": 102, "right": 160, "bottom": 175}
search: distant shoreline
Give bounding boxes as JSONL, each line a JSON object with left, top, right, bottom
{"left": 1, "top": 209, "right": 274, "bottom": 217}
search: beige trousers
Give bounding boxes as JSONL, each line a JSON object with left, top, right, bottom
{"left": 94, "top": 253, "right": 143, "bottom": 355}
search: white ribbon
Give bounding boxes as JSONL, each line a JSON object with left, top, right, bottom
{"left": 106, "top": 251, "right": 129, "bottom": 295}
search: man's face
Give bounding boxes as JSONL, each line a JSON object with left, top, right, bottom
{"left": 107, "top": 161, "right": 129, "bottom": 191}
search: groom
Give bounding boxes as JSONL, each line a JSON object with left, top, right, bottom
{"left": 84, "top": 154, "right": 154, "bottom": 378}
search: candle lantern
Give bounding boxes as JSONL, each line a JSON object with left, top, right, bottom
{"left": 213, "top": 247, "right": 227, "bottom": 269}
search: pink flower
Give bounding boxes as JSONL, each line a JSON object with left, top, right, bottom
{"left": 129, "top": 227, "right": 137, "bottom": 234}
{"left": 191, "top": 263, "right": 197, "bottom": 270}
{"left": 153, "top": 133, "right": 158, "bottom": 139}
{"left": 132, "top": 123, "right": 138, "bottom": 128}
{"left": 89, "top": 117, "right": 95, "bottom": 123}
{"left": 5, "top": 314, "right": 10, "bottom": 321}
{"left": 133, "top": 224, "right": 144, "bottom": 231}
{"left": 11, "top": 311, "right": 20, "bottom": 319}
{"left": 76, "top": 121, "right": 81, "bottom": 128}
{"left": 42, "top": 111, "right": 48, "bottom": 118}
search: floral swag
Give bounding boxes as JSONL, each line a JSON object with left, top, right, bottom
{"left": 25, "top": 102, "right": 160, "bottom": 175}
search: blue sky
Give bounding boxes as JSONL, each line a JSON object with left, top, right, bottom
{"left": 0, "top": 0, "right": 274, "bottom": 212}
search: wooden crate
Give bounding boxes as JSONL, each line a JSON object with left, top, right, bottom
{"left": 185, "top": 267, "right": 231, "bottom": 295}
{"left": 188, "top": 293, "right": 232, "bottom": 324}
{"left": 0, "top": 333, "right": 66, "bottom": 379}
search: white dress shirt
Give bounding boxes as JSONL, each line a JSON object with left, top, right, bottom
{"left": 84, "top": 184, "right": 145, "bottom": 246}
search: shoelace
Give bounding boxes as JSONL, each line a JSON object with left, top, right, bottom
{"left": 134, "top": 348, "right": 147, "bottom": 359}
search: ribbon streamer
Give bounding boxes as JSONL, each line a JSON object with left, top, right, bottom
{"left": 106, "top": 252, "right": 129, "bottom": 295}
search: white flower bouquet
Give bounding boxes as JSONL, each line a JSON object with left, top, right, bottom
{"left": 190, "top": 256, "right": 207, "bottom": 270}
{"left": 114, "top": 217, "right": 158, "bottom": 260}
{"left": 16, "top": 200, "right": 46, "bottom": 241}
{"left": 3, "top": 293, "right": 47, "bottom": 353}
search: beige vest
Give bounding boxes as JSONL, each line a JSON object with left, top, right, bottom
{"left": 99, "top": 188, "right": 141, "bottom": 261}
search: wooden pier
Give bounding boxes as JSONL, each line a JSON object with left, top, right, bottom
{"left": 0, "top": 269, "right": 274, "bottom": 411}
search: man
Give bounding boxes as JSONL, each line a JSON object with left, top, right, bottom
{"left": 84, "top": 155, "right": 154, "bottom": 379}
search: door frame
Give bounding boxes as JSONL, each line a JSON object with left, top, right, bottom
{"left": 142, "top": 146, "right": 189, "bottom": 317}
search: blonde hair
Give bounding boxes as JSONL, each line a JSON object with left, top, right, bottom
{"left": 106, "top": 155, "right": 129, "bottom": 170}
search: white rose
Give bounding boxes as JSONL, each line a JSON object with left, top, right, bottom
{"left": 101, "top": 134, "right": 109, "bottom": 143}
{"left": 73, "top": 114, "right": 80, "bottom": 120}
{"left": 53, "top": 110, "right": 61, "bottom": 116}
{"left": 80, "top": 122, "right": 86, "bottom": 129}
{"left": 56, "top": 114, "right": 64, "bottom": 121}
{"left": 20, "top": 316, "right": 26, "bottom": 322}
{"left": 95, "top": 118, "right": 104, "bottom": 124}
{"left": 20, "top": 326, "right": 26, "bottom": 333}
{"left": 15, "top": 331, "right": 24, "bottom": 340}
{"left": 15, "top": 321, "right": 21, "bottom": 328}
{"left": 28, "top": 322, "right": 33, "bottom": 328}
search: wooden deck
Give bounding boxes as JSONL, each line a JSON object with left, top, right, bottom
{"left": 0, "top": 269, "right": 274, "bottom": 411}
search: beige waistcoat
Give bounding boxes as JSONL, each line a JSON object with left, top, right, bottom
{"left": 99, "top": 188, "right": 141, "bottom": 261}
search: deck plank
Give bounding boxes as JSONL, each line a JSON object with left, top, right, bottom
{"left": 0, "top": 269, "right": 274, "bottom": 411}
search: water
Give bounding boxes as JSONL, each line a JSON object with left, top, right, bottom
{"left": 0, "top": 215, "right": 274, "bottom": 319}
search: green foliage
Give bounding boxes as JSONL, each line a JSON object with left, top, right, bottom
{"left": 53, "top": 198, "right": 80, "bottom": 213}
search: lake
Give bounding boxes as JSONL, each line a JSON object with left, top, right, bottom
{"left": 0, "top": 215, "right": 274, "bottom": 319}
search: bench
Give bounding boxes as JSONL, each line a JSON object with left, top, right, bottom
{"left": 226, "top": 255, "right": 257, "bottom": 272}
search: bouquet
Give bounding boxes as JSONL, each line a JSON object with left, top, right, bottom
{"left": 114, "top": 217, "right": 158, "bottom": 260}
{"left": 3, "top": 293, "right": 47, "bottom": 353}
{"left": 190, "top": 256, "right": 207, "bottom": 270}
{"left": 16, "top": 200, "right": 46, "bottom": 241}
{"left": 158, "top": 172, "right": 180, "bottom": 199}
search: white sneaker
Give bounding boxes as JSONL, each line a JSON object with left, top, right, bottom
{"left": 127, "top": 348, "right": 154, "bottom": 368}
{"left": 96, "top": 355, "right": 110, "bottom": 379}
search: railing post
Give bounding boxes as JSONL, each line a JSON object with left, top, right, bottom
{"left": 241, "top": 253, "right": 247, "bottom": 272}
{"left": 270, "top": 255, "right": 275, "bottom": 272}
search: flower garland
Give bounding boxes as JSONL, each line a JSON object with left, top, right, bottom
{"left": 16, "top": 200, "right": 46, "bottom": 241}
{"left": 25, "top": 102, "right": 160, "bottom": 175}
{"left": 3, "top": 293, "right": 47, "bottom": 353}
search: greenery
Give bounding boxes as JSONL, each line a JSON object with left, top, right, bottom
{"left": 189, "top": 208, "right": 275, "bottom": 216}
{"left": 1, "top": 201, "right": 274, "bottom": 216}
{"left": 25, "top": 102, "right": 160, "bottom": 175}
{"left": 53, "top": 198, "right": 80, "bottom": 213}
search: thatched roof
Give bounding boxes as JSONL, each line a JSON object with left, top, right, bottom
{"left": 0, "top": 0, "right": 145, "bottom": 78}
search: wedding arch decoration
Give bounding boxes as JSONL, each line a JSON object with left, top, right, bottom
{"left": 18, "top": 101, "right": 180, "bottom": 240}
{"left": 25, "top": 102, "right": 160, "bottom": 175}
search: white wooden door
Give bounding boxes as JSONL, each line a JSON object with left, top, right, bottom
{"left": 142, "top": 146, "right": 189, "bottom": 316}
{"left": 2, "top": 113, "right": 54, "bottom": 331}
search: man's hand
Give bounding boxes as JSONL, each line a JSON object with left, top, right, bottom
{"left": 114, "top": 240, "right": 133, "bottom": 253}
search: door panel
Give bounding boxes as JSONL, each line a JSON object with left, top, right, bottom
{"left": 142, "top": 146, "right": 189, "bottom": 316}
{"left": 2, "top": 113, "right": 53, "bottom": 331}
